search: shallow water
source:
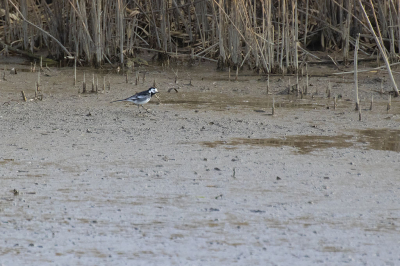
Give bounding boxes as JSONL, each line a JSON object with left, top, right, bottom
{"left": 200, "top": 129, "right": 400, "bottom": 153}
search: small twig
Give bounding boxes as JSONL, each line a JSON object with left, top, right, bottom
{"left": 168, "top": 88, "right": 179, "bottom": 93}
{"left": 327, "top": 55, "right": 343, "bottom": 71}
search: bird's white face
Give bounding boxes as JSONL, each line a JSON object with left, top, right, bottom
{"left": 149, "top": 87, "right": 158, "bottom": 94}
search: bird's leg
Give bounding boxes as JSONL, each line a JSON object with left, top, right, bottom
{"left": 141, "top": 105, "right": 150, "bottom": 113}
{"left": 136, "top": 104, "right": 141, "bottom": 113}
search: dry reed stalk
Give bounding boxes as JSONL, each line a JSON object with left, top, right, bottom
{"left": 74, "top": 56, "right": 77, "bottom": 86}
{"left": 387, "top": 94, "right": 391, "bottom": 113}
{"left": 343, "top": 0, "right": 352, "bottom": 65}
{"left": 217, "top": 0, "right": 226, "bottom": 67}
{"left": 303, "top": 0, "right": 309, "bottom": 46}
{"left": 117, "top": 0, "right": 124, "bottom": 64}
{"left": 294, "top": 1, "right": 299, "bottom": 72}
{"left": 354, "top": 33, "right": 360, "bottom": 111}
{"left": 8, "top": 0, "right": 72, "bottom": 57}
{"left": 369, "top": 0, "right": 386, "bottom": 57}
{"left": 3, "top": 0, "right": 10, "bottom": 43}
{"left": 358, "top": 0, "right": 399, "bottom": 97}
{"left": 6, "top": 0, "right": 400, "bottom": 73}
{"left": 388, "top": 2, "right": 396, "bottom": 60}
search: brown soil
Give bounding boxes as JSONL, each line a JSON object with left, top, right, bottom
{"left": 1, "top": 56, "right": 400, "bottom": 265}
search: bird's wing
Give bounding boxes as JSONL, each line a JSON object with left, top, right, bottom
{"left": 135, "top": 90, "right": 151, "bottom": 96}
{"left": 131, "top": 93, "right": 149, "bottom": 100}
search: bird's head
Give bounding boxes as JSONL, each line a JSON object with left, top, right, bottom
{"left": 148, "top": 87, "right": 158, "bottom": 96}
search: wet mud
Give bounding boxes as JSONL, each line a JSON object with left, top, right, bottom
{"left": 1, "top": 58, "right": 400, "bottom": 265}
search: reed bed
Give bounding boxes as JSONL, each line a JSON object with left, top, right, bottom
{"left": 0, "top": 1, "right": 400, "bottom": 79}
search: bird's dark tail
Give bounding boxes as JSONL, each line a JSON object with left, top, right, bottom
{"left": 110, "top": 99, "right": 125, "bottom": 103}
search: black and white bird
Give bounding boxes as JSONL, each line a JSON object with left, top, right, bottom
{"left": 111, "top": 87, "right": 159, "bottom": 113}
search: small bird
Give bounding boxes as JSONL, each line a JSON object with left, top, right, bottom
{"left": 111, "top": 87, "right": 159, "bottom": 113}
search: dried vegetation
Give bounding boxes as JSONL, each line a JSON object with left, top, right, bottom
{"left": 0, "top": 0, "right": 400, "bottom": 80}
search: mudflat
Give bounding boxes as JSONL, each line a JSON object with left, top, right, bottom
{"left": 1, "top": 59, "right": 399, "bottom": 265}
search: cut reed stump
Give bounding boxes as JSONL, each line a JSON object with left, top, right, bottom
{"left": 272, "top": 97, "right": 275, "bottom": 116}
{"left": 82, "top": 72, "right": 86, "bottom": 93}
{"left": 21, "top": 91, "right": 27, "bottom": 102}
{"left": 370, "top": 95, "right": 373, "bottom": 110}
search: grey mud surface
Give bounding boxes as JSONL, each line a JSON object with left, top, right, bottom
{"left": 1, "top": 58, "right": 400, "bottom": 265}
